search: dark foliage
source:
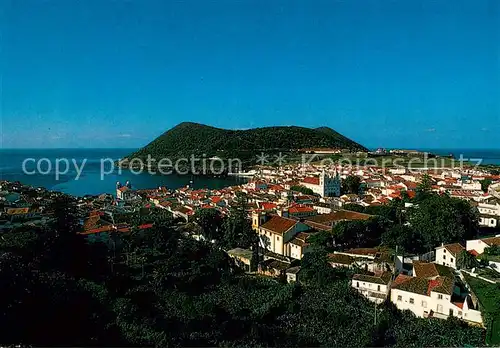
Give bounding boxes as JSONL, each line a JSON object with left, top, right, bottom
{"left": 127, "top": 122, "right": 367, "bottom": 163}
{"left": 0, "top": 198, "right": 485, "bottom": 347}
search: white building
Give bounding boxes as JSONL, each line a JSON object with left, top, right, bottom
{"left": 253, "top": 212, "right": 311, "bottom": 260}
{"left": 435, "top": 243, "right": 464, "bottom": 269}
{"left": 390, "top": 262, "right": 482, "bottom": 324}
{"left": 352, "top": 272, "right": 392, "bottom": 304}
{"left": 477, "top": 200, "right": 500, "bottom": 228}
{"left": 300, "top": 170, "right": 341, "bottom": 197}
{"left": 466, "top": 236, "right": 500, "bottom": 255}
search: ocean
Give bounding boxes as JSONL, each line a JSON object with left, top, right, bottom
{"left": 419, "top": 149, "right": 500, "bottom": 166}
{"left": 1, "top": 148, "right": 499, "bottom": 197}
{"left": 0, "top": 148, "right": 247, "bottom": 197}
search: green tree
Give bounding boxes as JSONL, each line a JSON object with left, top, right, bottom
{"left": 484, "top": 245, "right": 500, "bottom": 256}
{"left": 407, "top": 193, "right": 478, "bottom": 251}
{"left": 480, "top": 178, "right": 493, "bottom": 193}
{"left": 342, "top": 203, "right": 366, "bottom": 213}
{"left": 456, "top": 250, "right": 479, "bottom": 270}
{"left": 341, "top": 175, "right": 362, "bottom": 194}
{"left": 290, "top": 185, "right": 314, "bottom": 195}
{"left": 415, "top": 174, "right": 433, "bottom": 202}
{"left": 222, "top": 193, "right": 256, "bottom": 249}
{"left": 300, "top": 247, "right": 336, "bottom": 286}
{"left": 194, "top": 208, "right": 224, "bottom": 241}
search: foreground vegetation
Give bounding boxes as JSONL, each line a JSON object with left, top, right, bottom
{"left": 0, "top": 196, "right": 487, "bottom": 347}
{"left": 463, "top": 274, "right": 500, "bottom": 345}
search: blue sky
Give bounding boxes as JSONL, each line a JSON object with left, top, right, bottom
{"left": 2, "top": 0, "right": 499, "bottom": 149}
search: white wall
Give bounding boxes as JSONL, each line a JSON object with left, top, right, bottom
{"left": 466, "top": 239, "right": 490, "bottom": 254}
{"left": 435, "top": 247, "right": 458, "bottom": 269}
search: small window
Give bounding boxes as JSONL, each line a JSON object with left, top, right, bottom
{"left": 438, "top": 294, "right": 443, "bottom": 299}
{"left": 277, "top": 236, "right": 280, "bottom": 241}
{"left": 458, "top": 311, "right": 462, "bottom": 316}
{"left": 443, "top": 255, "right": 446, "bottom": 260}
{"left": 357, "top": 282, "right": 359, "bottom": 288}
{"left": 464, "top": 313, "right": 467, "bottom": 317}
{"left": 409, "top": 298, "right": 414, "bottom": 304}
{"left": 443, "top": 249, "right": 446, "bottom": 253}
{"left": 421, "top": 301, "right": 427, "bottom": 308}
{"left": 450, "top": 258, "right": 454, "bottom": 263}
{"left": 377, "top": 285, "right": 380, "bottom": 291}
{"left": 397, "top": 295, "right": 402, "bottom": 301}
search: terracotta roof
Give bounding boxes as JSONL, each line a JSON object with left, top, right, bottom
{"left": 391, "top": 275, "right": 429, "bottom": 295}
{"left": 412, "top": 261, "right": 455, "bottom": 279}
{"left": 138, "top": 223, "right": 154, "bottom": 229}
{"left": 427, "top": 276, "right": 454, "bottom": 295}
{"left": 259, "top": 202, "right": 277, "bottom": 210}
{"left": 80, "top": 225, "right": 115, "bottom": 235}
{"left": 289, "top": 232, "right": 311, "bottom": 247}
{"left": 83, "top": 215, "right": 109, "bottom": 231}
{"left": 346, "top": 248, "right": 380, "bottom": 256}
{"left": 288, "top": 205, "right": 315, "bottom": 214}
{"left": 328, "top": 253, "right": 354, "bottom": 265}
{"left": 305, "top": 210, "right": 372, "bottom": 227}
{"left": 353, "top": 271, "right": 392, "bottom": 285}
{"left": 482, "top": 236, "right": 500, "bottom": 247}
{"left": 392, "top": 274, "right": 413, "bottom": 286}
{"left": 438, "top": 243, "right": 465, "bottom": 256}
{"left": 302, "top": 177, "right": 320, "bottom": 185}
{"left": 118, "top": 186, "right": 129, "bottom": 192}
{"left": 260, "top": 215, "right": 297, "bottom": 235}
{"left": 210, "top": 196, "right": 222, "bottom": 203}
{"left": 6, "top": 207, "right": 30, "bottom": 215}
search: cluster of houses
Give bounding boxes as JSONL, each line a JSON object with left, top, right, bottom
{"left": 2, "top": 160, "right": 500, "bottom": 329}
{"left": 0, "top": 181, "right": 57, "bottom": 231}
{"left": 350, "top": 237, "right": 500, "bottom": 326}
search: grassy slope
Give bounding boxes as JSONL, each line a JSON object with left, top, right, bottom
{"left": 463, "top": 273, "right": 500, "bottom": 345}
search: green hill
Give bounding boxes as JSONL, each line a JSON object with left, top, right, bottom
{"left": 126, "top": 122, "right": 366, "bottom": 162}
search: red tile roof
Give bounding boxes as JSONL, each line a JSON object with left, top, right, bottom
{"left": 211, "top": 196, "right": 222, "bottom": 203}
{"left": 392, "top": 274, "right": 413, "bottom": 286}
{"left": 259, "top": 202, "right": 277, "bottom": 210}
{"left": 439, "top": 243, "right": 465, "bottom": 256}
{"left": 260, "top": 215, "right": 297, "bottom": 235}
{"left": 138, "top": 223, "right": 154, "bottom": 229}
{"left": 483, "top": 236, "right": 500, "bottom": 247}
{"left": 288, "top": 205, "right": 315, "bottom": 214}
{"left": 301, "top": 177, "right": 320, "bottom": 185}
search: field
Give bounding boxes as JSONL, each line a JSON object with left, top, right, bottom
{"left": 464, "top": 273, "right": 500, "bottom": 345}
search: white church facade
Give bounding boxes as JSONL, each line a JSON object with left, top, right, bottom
{"left": 300, "top": 170, "right": 341, "bottom": 197}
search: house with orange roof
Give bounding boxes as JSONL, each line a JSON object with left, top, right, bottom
{"left": 252, "top": 212, "right": 310, "bottom": 259}
{"left": 258, "top": 202, "right": 277, "bottom": 211}
{"left": 287, "top": 204, "right": 317, "bottom": 218}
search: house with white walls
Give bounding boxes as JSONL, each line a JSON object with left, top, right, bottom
{"left": 352, "top": 272, "right": 392, "bottom": 304}
{"left": 435, "top": 243, "right": 464, "bottom": 269}
{"left": 390, "top": 261, "right": 483, "bottom": 324}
